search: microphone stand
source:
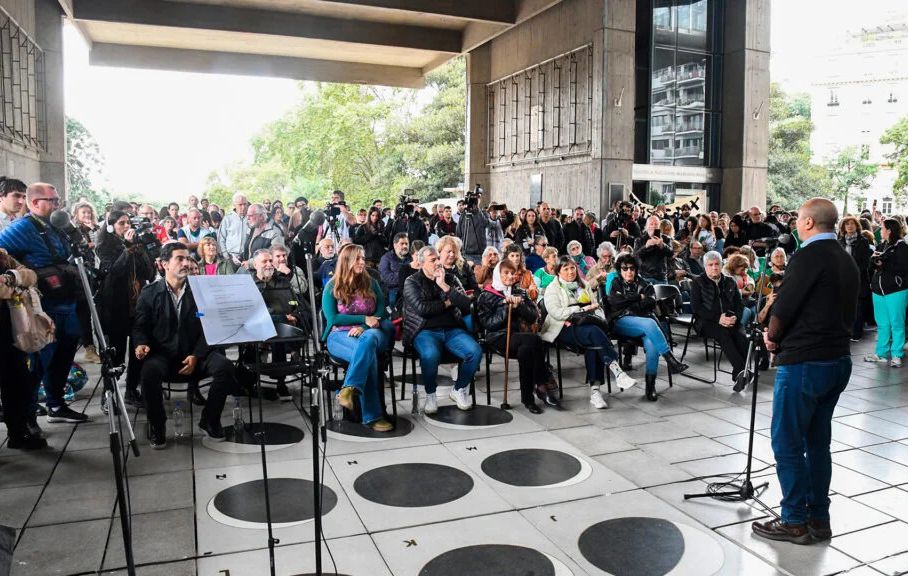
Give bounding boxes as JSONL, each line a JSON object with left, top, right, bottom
{"left": 74, "top": 253, "right": 140, "bottom": 576}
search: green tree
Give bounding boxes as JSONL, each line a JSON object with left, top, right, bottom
{"left": 826, "top": 146, "right": 877, "bottom": 214}
{"left": 767, "top": 84, "right": 830, "bottom": 209}
{"left": 66, "top": 117, "right": 113, "bottom": 207}
{"left": 880, "top": 116, "right": 908, "bottom": 204}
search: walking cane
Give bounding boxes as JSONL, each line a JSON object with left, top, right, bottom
{"left": 501, "top": 303, "right": 513, "bottom": 410}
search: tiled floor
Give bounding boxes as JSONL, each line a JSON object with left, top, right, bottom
{"left": 2, "top": 333, "right": 907, "bottom": 575}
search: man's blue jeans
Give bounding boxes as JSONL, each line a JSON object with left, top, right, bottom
{"left": 770, "top": 357, "right": 851, "bottom": 525}
{"left": 612, "top": 315, "right": 670, "bottom": 374}
{"left": 31, "top": 304, "right": 81, "bottom": 410}
{"left": 326, "top": 320, "right": 394, "bottom": 425}
{"left": 412, "top": 328, "right": 481, "bottom": 394}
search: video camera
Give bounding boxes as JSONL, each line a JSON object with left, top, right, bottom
{"left": 464, "top": 184, "right": 483, "bottom": 209}
{"left": 395, "top": 190, "right": 421, "bottom": 217}
{"left": 128, "top": 217, "right": 162, "bottom": 260}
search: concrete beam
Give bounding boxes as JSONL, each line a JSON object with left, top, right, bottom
{"left": 462, "top": 0, "right": 562, "bottom": 52}
{"left": 318, "top": 0, "right": 516, "bottom": 24}
{"left": 89, "top": 43, "right": 426, "bottom": 88}
{"left": 73, "top": 0, "right": 462, "bottom": 53}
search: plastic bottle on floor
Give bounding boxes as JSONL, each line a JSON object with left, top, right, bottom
{"left": 173, "top": 401, "right": 185, "bottom": 440}
{"left": 232, "top": 398, "right": 245, "bottom": 439}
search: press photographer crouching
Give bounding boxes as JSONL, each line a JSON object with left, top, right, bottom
{"left": 0, "top": 250, "right": 47, "bottom": 449}
{"left": 690, "top": 250, "right": 749, "bottom": 386}
{"left": 540, "top": 256, "right": 636, "bottom": 410}
{"left": 608, "top": 253, "right": 689, "bottom": 401}
{"left": 0, "top": 183, "right": 89, "bottom": 426}
{"left": 476, "top": 261, "right": 550, "bottom": 413}
{"left": 402, "top": 246, "right": 481, "bottom": 414}
{"left": 96, "top": 210, "right": 157, "bottom": 406}
{"left": 133, "top": 242, "right": 238, "bottom": 449}
{"left": 323, "top": 244, "right": 394, "bottom": 432}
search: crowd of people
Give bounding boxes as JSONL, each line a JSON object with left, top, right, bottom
{"left": 0, "top": 179, "right": 904, "bottom": 456}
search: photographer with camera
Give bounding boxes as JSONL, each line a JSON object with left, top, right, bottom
{"left": 864, "top": 218, "right": 908, "bottom": 367}
{"left": 634, "top": 216, "right": 674, "bottom": 285}
{"left": 456, "top": 186, "right": 490, "bottom": 264}
{"left": 0, "top": 183, "right": 89, "bottom": 425}
{"left": 608, "top": 253, "right": 689, "bottom": 401}
{"left": 387, "top": 194, "right": 427, "bottom": 246}
{"left": 96, "top": 211, "right": 157, "bottom": 406}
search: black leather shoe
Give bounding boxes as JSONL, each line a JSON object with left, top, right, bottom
{"left": 662, "top": 352, "right": 689, "bottom": 375}
{"left": 199, "top": 418, "right": 226, "bottom": 442}
{"left": 524, "top": 402, "right": 543, "bottom": 414}
{"left": 645, "top": 373, "right": 658, "bottom": 402}
{"left": 149, "top": 424, "right": 167, "bottom": 450}
{"left": 752, "top": 518, "right": 812, "bottom": 545}
{"left": 807, "top": 519, "right": 832, "bottom": 541}
{"left": 187, "top": 386, "right": 206, "bottom": 407}
{"left": 535, "top": 384, "right": 548, "bottom": 403}
{"left": 7, "top": 433, "right": 48, "bottom": 450}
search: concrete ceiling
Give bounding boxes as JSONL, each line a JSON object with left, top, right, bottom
{"left": 61, "top": 0, "right": 562, "bottom": 88}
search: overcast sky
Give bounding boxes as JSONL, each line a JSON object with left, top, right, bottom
{"left": 63, "top": 0, "right": 908, "bottom": 203}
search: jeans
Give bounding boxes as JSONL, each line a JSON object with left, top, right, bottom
{"left": 31, "top": 305, "right": 81, "bottom": 409}
{"left": 556, "top": 324, "right": 618, "bottom": 384}
{"left": 412, "top": 328, "right": 482, "bottom": 394}
{"left": 872, "top": 291, "right": 908, "bottom": 359}
{"left": 770, "top": 357, "right": 851, "bottom": 524}
{"left": 613, "top": 315, "right": 670, "bottom": 375}
{"left": 326, "top": 320, "right": 394, "bottom": 424}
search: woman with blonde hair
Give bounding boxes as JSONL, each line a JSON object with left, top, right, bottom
{"left": 323, "top": 244, "right": 394, "bottom": 432}
{"left": 196, "top": 236, "right": 236, "bottom": 276}
{"left": 436, "top": 235, "right": 479, "bottom": 293}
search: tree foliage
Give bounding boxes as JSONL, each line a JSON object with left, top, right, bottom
{"left": 208, "top": 57, "right": 466, "bottom": 209}
{"left": 826, "top": 146, "right": 877, "bottom": 214}
{"left": 880, "top": 116, "right": 908, "bottom": 203}
{"left": 66, "top": 117, "right": 113, "bottom": 207}
{"left": 767, "top": 84, "right": 830, "bottom": 209}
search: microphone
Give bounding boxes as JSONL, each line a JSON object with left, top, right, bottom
{"left": 49, "top": 209, "right": 87, "bottom": 257}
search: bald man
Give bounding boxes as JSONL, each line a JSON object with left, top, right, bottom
{"left": 752, "top": 198, "right": 859, "bottom": 545}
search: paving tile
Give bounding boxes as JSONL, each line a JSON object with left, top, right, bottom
{"left": 124, "top": 470, "right": 194, "bottom": 515}
{"left": 593, "top": 449, "right": 692, "bottom": 488}
{"left": 29, "top": 478, "right": 116, "bottom": 526}
{"left": 855, "top": 487, "right": 908, "bottom": 519}
{"left": 829, "top": 463, "right": 889, "bottom": 497}
{"left": 833, "top": 449, "right": 908, "bottom": 485}
{"left": 836, "top": 413, "right": 908, "bottom": 441}
{"left": 831, "top": 421, "right": 890, "bottom": 448}
{"left": 0, "top": 451, "right": 60, "bottom": 489}
{"left": 706, "top": 406, "right": 773, "bottom": 431}
{"left": 104, "top": 507, "right": 196, "bottom": 570}
{"left": 871, "top": 406, "right": 908, "bottom": 425}
{"left": 0, "top": 486, "right": 42, "bottom": 529}
{"left": 550, "top": 425, "right": 636, "bottom": 456}
{"left": 666, "top": 411, "right": 747, "bottom": 438}
{"left": 674, "top": 452, "right": 770, "bottom": 480}
{"left": 825, "top": 493, "right": 895, "bottom": 537}
{"left": 647, "top": 479, "right": 768, "bottom": 529}
{"left": 11, "top": 518, "right": 109, "bottom": 576}
{"left": 832, "top": 521, "right": 908, "bottom": 564}
{"left": 103, "top": 559, "right": 196, "bottom": 575}
{"left": 610, "top": 420, "right": 700, "bottom": 445}
{"left": 714, "top": 431, "right": 776, "bottom": 464}
{"left": 640, "top": 435, "right": 738, "bottom": 464}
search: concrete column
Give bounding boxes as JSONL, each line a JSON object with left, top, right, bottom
{"left": 590, "top": 0, "right": 635, "bottom": 214}
{"left": 35, "top": 0, "right": 65, "bottom": 195}
{"left": 720, "top": 0, "right": 770, "bottom": 211}
{"left": 465, "top": 43, "right": 491, "bottom": 202}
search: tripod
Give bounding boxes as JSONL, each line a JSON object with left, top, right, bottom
{"left": 74, "top": 256, "right": 140, "bottom": 575}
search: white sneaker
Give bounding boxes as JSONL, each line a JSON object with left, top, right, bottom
{"left": 449, "top": 387, "right": 472, "bottom": 411}
{"left": 424, "top": 393, "right": 438, "bottom": 415}
{"left": 892, "top": 357, "right": 903, "bottom": 368}
{"left": 589, "top": 386, "right": 608, "bottom": 409}
{"left": 609, "top": 362, "right": 637, "bottom": 391}
{"left": 864, "top": 354, "right": 888, "bottom": 363}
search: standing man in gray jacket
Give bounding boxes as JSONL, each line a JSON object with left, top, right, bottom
{"left": 217, "top": 193, "right": 249, "bottom": 266}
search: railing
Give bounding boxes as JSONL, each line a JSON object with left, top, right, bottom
{"left": 0, "top": 9, "right": 46, "bottom": 151}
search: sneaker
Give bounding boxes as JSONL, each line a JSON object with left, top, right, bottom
{"left": 892, "top": 357, "right": 903, "bottom": 368}
{"left": 369, "top": 419, "right": 394, "bottom": 433}
{"left": 424, "top": 393, "right": 438, "bottom": 415}
{"left": 7, "top": 433, "right": 48, "bottom": 450}
{"left": 83, "top": 345, "right": 101, "bottom": 364}
{"left": 864, "top": 353, "right": 888, "bottom": 363}
{"left": 589, "top": 386, "right": 608, "bottom": 409}
{"left": 276, "top": 381, "right": 292, "bottom": 402}
{"left": 449, "top": 387, "right": 472, "bottom": 411}
{"left": 46, "top": 405, "right": 90, "bottom": 424}
{"left": 149, "top": 424, "right": 167, "bottom": 450}
{"left": 198, "top": 418, "right": 226, "bottom": 442}
{"left": 608, "top": 361, "right": 637, "bottom": 391}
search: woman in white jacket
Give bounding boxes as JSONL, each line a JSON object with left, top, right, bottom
{"left": 540, "top": 256, "right": 636, "bottom": 409}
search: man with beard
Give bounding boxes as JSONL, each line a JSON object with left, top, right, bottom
{"left": 133, "top": 243, "right": 238, "bottom": 449}
{"left": 379, "top": 233, "right": 411, "bottom": 307}
{"left": 249, "top": 249, "right": 297, "bottom": 401}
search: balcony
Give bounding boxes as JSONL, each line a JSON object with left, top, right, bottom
{"left": 674, "top": 145, "right": 703, "bottom": 159}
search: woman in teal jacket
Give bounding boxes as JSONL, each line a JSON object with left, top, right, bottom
{"left": 322, "top": 244, "right": 395, "bottom": 431}
{"left": 866, "top": 219, "right": 908, "bottom": 367}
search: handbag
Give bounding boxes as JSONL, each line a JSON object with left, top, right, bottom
{"left": 568, "top": 310, "right": 612, "bottom": 333}
{"left": 8, "top": 286, "right": 56, "bottom": 353}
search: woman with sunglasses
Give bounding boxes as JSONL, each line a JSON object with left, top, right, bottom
{"left": 609, "top": 253, "right": 689, "bottom": 401}
{"left": 540, "top": 256, "right": 636, "bottom": 409}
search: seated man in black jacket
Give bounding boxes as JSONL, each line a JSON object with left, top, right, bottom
{"left": 133, "top": 242, "right": 238, "bottom": 449}
{"left": 690, "top": 250, "right": 749, "bottom": 385}
{"left": 634, "top": 215, "right": 674, "bottom": 284}
{"left": 402, "top": 246, "right": 481, "bottom": 414}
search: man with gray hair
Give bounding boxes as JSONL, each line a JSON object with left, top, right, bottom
{"left": 249, "top": 248, "right": 295, "bottom": 401}
{"left": 690, "top": 250, "right": 749, "bottom": 385}
{"left": 241, "top": 203, "right": 284, "bottom": 266}
{"left": 217, "top": 192, "right": 249, "bottom": 265}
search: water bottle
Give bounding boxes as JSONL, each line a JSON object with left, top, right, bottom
{"left": 232, "top": 398, "right": 245, "bottom": 439}
{"left": 332, "top": 393, "right": 343, "bottom": 421}
{"left": 172, "top": 401, "right": 185, "bottom": 440}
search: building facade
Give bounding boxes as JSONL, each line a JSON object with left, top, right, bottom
{"left": 465, "top": 0, "right": 770, "bottom": 214}
{"left": 810, "top": 20, "right": 908, "bottom": 216}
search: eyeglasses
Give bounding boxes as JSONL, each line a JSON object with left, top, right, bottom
{"left": 36, "top": 197, "right": 59, "bottom": 205}
{"left": 620, "top": 265, "right": 637, "bottom": 271}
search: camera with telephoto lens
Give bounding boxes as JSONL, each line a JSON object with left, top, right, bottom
{"left": 464, "top": 184, "right": 483, "bottom": 209}
{"left": 128, "top": 217, "right": 162, "bottom": 260}
{"left": 395, "top": 191, "right": 421, "bottom": 218}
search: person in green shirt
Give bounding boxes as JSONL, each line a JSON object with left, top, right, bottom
{"left": 532, "top": 246, "right": 560, "bottom": 297}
